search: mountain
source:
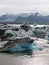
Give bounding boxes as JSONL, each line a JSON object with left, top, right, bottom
{"left": 0, "top": 14, "right": 17, "bottom": 23}
{"left": 14, "top": 13, "right": 49, "bottom": 24}
{"left": 0, "top": 12, "right": 49, "bottom": 24}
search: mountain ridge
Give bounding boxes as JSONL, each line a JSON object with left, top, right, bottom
{"left": 0, "top": 13, "right": 49, "bottom": 24}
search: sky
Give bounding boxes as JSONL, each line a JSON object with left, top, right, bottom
{"left": 0, "top": 0, "right": 49, "bottom": 15}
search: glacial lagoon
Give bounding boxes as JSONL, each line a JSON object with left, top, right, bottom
{"left": 0, "top": 24, "right": 49, "bottom": 65}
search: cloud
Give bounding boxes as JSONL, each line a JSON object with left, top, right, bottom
{"left": 0, "top": 0, "right": 49, "bottom": 15}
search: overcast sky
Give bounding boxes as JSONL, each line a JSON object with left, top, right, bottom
{"left": 0, "top": 0, "right": 49, "bottom": 15}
